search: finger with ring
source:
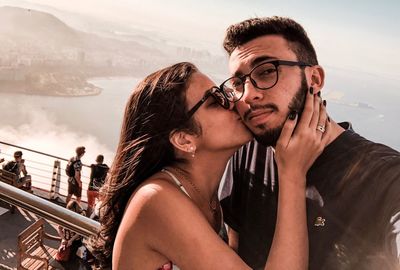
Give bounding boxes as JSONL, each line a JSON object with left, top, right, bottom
{"left": 316, "top": 124, "right": 325, "bottom": 133}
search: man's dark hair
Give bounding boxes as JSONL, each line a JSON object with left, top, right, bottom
{"left": 96, "top": 155, "right": 104, "bottom": 163}
{"left": 223, "top": 16, "right": 318, "bottom": 65}
{"left": 14, "top": 151, "right": 22, "bottom": 158}
{"left": 75, "top": 146, "right": 86, "bottom": 156}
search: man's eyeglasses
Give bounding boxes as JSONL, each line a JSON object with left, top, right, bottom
{"left": 220, "top": 60, "right": 311, "bottom": 101}
{"left": 187, "top": 86, "right": 233, "bottom": 118}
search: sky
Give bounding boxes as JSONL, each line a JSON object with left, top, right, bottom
{"left": 5, "top": 0, "right": 398, "bottom": 79}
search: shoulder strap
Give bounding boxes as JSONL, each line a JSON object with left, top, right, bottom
{"left": 161, "top": 169, "right": 191, "bottom": 198}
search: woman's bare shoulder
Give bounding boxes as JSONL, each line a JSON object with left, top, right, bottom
{"left": 122, "top": 177, "right": 194, "bottom": 224}
{"left": 116, "top": 177, "right": 248, "bottom": 270}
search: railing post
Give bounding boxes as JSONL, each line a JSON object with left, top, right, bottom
{"left": 50, "top": 160, "right": 61, "bottom": 200}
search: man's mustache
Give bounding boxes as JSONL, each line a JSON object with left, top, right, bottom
{"left": 243, "top": 103, "right": 279, "bottom": 121}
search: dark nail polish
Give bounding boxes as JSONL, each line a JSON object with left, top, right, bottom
{"left": 317, "top": 92, "right": 321, "bottom": 97}
{"left": 323, "top": 100, "right": 327, "bottom": 107}
{"left": 309, "top": 87, "right": 314, "bottom": 94}
{"left": 328, "top": 116, "right": 331, "bottom": 122}
{"left": 288, "top": 111, "right": 297, "bottom": 120}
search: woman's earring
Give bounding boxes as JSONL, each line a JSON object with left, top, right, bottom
{"left": 189, "top": 146, "right": 196, "bottom": 158}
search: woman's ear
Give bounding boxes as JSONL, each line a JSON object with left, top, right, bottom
{"left": 169, "top": 130, "right": 196, "bottom": 156}
{"left": 309, "top": 65, "right": 325, "bottom": 95}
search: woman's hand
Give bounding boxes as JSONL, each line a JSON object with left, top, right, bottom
{"left": 275, "top": 88, "right": 331, "bottom": 183}
{"left": 266, "top": 89, "right": 330, "bottom": 270}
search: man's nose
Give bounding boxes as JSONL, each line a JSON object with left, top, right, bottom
{"left": 242, "top": 77, "right": 263, "bottom": 104}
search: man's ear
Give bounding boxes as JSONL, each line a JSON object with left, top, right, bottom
{"left": 309, "top": 65, "right": 325, "bottom": 95}
{"left": 169, "top": 130, "right": 196, "bottom": 155}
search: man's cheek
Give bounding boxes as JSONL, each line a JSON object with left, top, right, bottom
{"left": 234, "top": 102, "right": 247, "bottom": 119}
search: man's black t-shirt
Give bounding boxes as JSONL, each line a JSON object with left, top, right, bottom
{"left": 3, "top": 161, "right": 19, "bottom": 175}
{"left": 221, "top": 123, "right": 400, "bottom": 269}
{"left": 88, "top": 163, "right": 109, "bottom": 191}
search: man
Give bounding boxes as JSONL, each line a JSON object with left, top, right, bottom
{"left": 86, "top": 154, "right": 109, "bottom": 217}
{"left": 3, "top": 150, "right": 31, "bottom": 189}
{"left": 220, "top": 17, "right": 400, "bottom": 270}
{"left": 66, "top": 146, "right": 85, "bottom": 204}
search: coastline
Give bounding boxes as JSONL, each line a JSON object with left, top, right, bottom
{"left": 0, "top": 75, "right": 103, "bottom": 97}
{"left": 0, "top": 75, "right": 142, "bottom": 98}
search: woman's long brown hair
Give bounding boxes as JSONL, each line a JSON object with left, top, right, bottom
{"left": 90, "top": 62, "right": 200, "bottom": 267}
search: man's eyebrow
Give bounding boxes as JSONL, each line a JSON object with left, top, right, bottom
{"left": 233, "top": 55, "right": 276, "bottom": 77}
{"left": 251, "top": 56, "right": 276, "bottom": 68}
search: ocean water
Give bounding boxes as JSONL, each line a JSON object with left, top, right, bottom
{"left": 322, "top": 67, "right": 400, "bottom": 150}
{"left": 0, "top": 77, "right": 139, "bottom": 153}
{"left": 0, "top": 67, "right": 399, "bottom": 160}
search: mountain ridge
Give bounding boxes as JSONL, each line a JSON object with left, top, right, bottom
{"left": 0, "top": 6, "right": 162, "bottom": 57}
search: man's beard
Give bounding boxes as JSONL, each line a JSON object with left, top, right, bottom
{"left": 255, "top": 72, "right": 308, "bottom": 146}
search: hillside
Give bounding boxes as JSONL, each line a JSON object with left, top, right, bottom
{"left": 0, "top": 6, "right": 163, "bottom": 59}
{"left": 0, "top": 6, "right": 166, "bottom": 96}
{"left": 0, "top": 6, "right": 81, "bottom": 49}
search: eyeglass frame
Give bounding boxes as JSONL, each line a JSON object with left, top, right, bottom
{"left": 220, "top": 60, "right": 312, "bottom": 101}
{"left": 186, "top": 86, "right": 231, "bottom": 118}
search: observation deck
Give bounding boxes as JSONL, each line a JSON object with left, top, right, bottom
{"left": 0, "top": 141, "right": 101, "bottom": 270}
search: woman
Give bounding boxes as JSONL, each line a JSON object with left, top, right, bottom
{"left": 92, "top": 62, "right": 330, "bottom": 269}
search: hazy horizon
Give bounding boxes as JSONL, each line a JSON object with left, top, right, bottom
{"left": 0, "top": 0, "right": 399, "bottom": 79}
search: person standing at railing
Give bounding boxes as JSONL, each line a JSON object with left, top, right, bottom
{"left": 87, "top": 154, "right": 109, "bottom": 217}
{"left": 66, "top": 146, "right": 85, "bottom": 205}
{"left": 2, "top": 150, "right": 31, "bottom": 189}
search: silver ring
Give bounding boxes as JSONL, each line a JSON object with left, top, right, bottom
{"left": 316, "top": 124, "right": 325, "bottom": 133}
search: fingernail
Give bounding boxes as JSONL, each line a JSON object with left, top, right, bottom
{"left": 288, "top": 111, "right": 297, "bottom": 120}
{"left": 323, "top": 100, "right": 327, "bottom": 107}
{"left": 309, "top": 87, "right": 314, "bottom": 94}
{"left": 317, "top": 91, "right": 321, "bottom": 97}
{"left": 328, "top": 116, "right": 331, "bottom": 122}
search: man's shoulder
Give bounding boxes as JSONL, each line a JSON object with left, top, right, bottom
{"left": 365, "top": 142, "right": 400, "bottom": 172}
{"left": 3, "top": 160, "right": 17, "bottom": 170}
{"left": 74, "top": 158, "right": 82, "bottom": 164}
{"left": 71, "top": 157, "right": 82, "bottom": 170}
{"left": 94, "top": 163, "right": 109, "bottom": 168}
{"left": 331, "top": 130, "right": 400, "bottom": 181}
{"left": 328, "top": 122, "right": 398, "bottom": 158}
{"left": 100, "top": 164, "right": 109, "bottom": 169}
{"left": 346, "top": 131, "right": 399, "bottom": 160}
{"left": 5, "top": 160, "right": 16, "bottom": 166}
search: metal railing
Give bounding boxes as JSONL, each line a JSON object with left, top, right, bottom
{"left": 0, "top": 181, "right": 100, "bottom": 238}
{"left": 0, "top": 140, "right": 91, "bottom": 167}
{"left": 0, "top": 141, "right": 99, "bottom": 202}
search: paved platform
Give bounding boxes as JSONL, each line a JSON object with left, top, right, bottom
{"left": 0, "top": 200, "right": 91, "bottom": 269}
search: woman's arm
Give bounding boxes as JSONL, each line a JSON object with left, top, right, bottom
{"left": 265, "top": 170, "right": 308, "bottom": 270}
{"left": 266, "top": 91, "right": 330, "bottom": 270}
